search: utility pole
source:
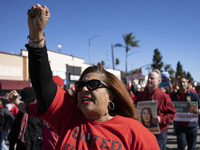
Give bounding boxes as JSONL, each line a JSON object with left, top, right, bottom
{"left": 111, "top": 44, "right": 115, "bottom": 70}
{"left": 88, "top": 34, "right": 101, "bottom": 64}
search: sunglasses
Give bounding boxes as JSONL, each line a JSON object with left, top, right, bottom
{"left": 75, "top": 79, "right": 108, "bottom": 92}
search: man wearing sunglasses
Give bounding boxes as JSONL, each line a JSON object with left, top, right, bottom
{"left": 24, "top": 4, "right": 160, "bottom": 150}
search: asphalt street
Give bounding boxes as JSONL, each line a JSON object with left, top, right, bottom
{"left": 166, "top": 123, "right": 200, "bottom": 150}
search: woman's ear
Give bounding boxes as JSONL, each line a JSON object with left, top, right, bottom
{"left": 109, "top": 93, "right": 114, "bottom": 101}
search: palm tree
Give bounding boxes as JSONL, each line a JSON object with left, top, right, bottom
{"left": 115, "top": 58, "right": 120, "bottom": 69}
{"left": 101, "top": 60, "right": 105, "bottom": 66}
{"left": 115, "top": 32, "right": 139, "bottom": 73}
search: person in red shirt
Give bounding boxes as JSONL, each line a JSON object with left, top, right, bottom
{"left": 8, "top": 75, "right": 64, "bottom": 150}
{"left": 170, "top": 76, "right": 200, "bottom": 150}
{"left": 134, "top": 69, "right": 176, "bottom": 150}
{"left": 188, "top": 81, "right": 197, "bottom": 93}
{"left": 9, "top": 95, "right": 58, "bottom": 150}
{"left": 4, "top": 93, "right": 18, "bottom": 118}
{"left": 195, "top": 85, "right": 200, "bottom": 97}
{"left": 18, "top": 4, "right": 161, "bottom": 150}
{"left": 8, "top": 75, "right": 62, "bottom": 150}
{"left": 128, "top": 89, "right": 135, "bottom": 102}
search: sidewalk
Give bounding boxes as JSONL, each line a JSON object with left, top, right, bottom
{"left": 166, "top": 123, "right": 200, "bottom": 150}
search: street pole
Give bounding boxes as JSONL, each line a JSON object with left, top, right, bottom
{"left": 88, "top": 34, "right": 101, "bottom": 65}
{"left": 126, "top": 50, "right": 141, "bottom": 73}
{"left": 111, "top": 44, "right": 115, "bottom": 70}
{"left": 126, "top": 51, "right": 128, "bottom": 74}
{"left": 89, "top": 39, "right": 91, "bottom": 64}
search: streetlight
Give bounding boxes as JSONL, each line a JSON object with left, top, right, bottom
{"left": 140, "top": 63, "right": 156, "bottom": 74}
{"left": 89, "top": 34, "right": 101, "bottom": 64}
{"left": 114, "top": 43, "right": 140, "bottom": 73}
{"left": 127, "top": 50, "right": 141, "bottom": 73}
{"left": 145, "top": 67, "right": 152, "bottom": 74}
{"left": 57, "top": 45, "right": 62, "bottom": 51}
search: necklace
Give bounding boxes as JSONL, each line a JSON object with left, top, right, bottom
{"left": 86, "top": 115, "right": 109, "bottom": 140}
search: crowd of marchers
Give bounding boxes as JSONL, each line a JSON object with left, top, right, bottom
{"left": 130, "top": 74, "right": 200, "bottom": 150}
{"left": 0, "top": 3, "right": 200, "bottom": 150}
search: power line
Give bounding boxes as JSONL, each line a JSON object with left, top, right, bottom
{"left": 46, "top": 0, "right": 91, "bottom": 37}
{"left": 0, "top": 17, "right": 108, "bottom": 61}
{"left": 3, "top": 0, "right": 112, "bottom": 64}
{"left": 0, "top": 18, "right": 27, "bottom": 31}
{"left": 48, "top": 23, "right": 87, "bottom": 46}
{"left": 6, "top": 0, "right": 27, "bottom": 11}
{"left": 46, "top": 0, "right": 111, "bottom": 57}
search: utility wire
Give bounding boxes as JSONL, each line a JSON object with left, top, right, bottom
{"left": 4, "top": 0, "right": 111, "bottom": 65}
{"left": 6, "top": 0, "right": 27, "bottom": 11}
{"left": 46, "top": 0, "right": 111, "bottom": 57}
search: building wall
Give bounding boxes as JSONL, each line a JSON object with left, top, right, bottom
{"left": 21, "top": 49, "right": 91, "bottom": 79}
{"left": 0, "top": 52, "right": 25, "bottom": 80}
{"left": 47, "top": 50, "right": 90, "bottom": 74}
{"left": 1, "top": 50, "right": 122, "bottom": 84}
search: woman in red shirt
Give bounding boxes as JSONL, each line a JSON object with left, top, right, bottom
{"left": 13, "top": 4, "right": 160, "bottom": 150}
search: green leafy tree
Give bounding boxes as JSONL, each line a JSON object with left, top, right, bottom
{"left": 175, "top": 61, "right": 184, "bottom": 78}
{"left": 115, "top": 58, "right": 120, "bottom": 69}
{"left": 183, "top": 71, "right": 186, "bottom": 77}
{"left": 101, "top": 60, "right": 105, "bottom": 66}
{"left": 186, "top": 72, "right": 193, "bottom": 81}
{"left": 151, "top": 49, "right": 163, "bottom": 72}
{"left": 116, "top": 58, "right": 120, "bottom": 65}
{"left": 114, "top": 32, "right": 139, "bottom": 73}
{"left": 164, "top": 64, "right": 171, "bottom": 71}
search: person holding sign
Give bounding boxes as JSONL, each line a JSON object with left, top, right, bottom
{"left": 134, "top": 69, "right": 176, "bottom": 150}
{"left": 24, "top": 4, "right": 160, "bottom": 150}
{"left": 195, "top": 85, "right": 200, "bottom": 97}
{"left": 171, "top": 76, "right": 200, "bottom": 150}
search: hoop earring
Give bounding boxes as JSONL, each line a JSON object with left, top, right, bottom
{"left": 77, "top": 103, "right": 80, "bottom": 109}
{"left": 109, "top": 100, "right": 115, "bottom": 110}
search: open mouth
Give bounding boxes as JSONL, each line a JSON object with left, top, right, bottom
{"left": 81, "top": 96, "right": 93, "bottom": 104}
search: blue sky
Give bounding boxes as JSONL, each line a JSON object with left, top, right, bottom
{"left": 1, "top": 0, "right": 200, "bottom": 82}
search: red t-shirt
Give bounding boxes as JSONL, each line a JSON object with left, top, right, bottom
{"left": 28, "top": 103, "right": 58, "bottom": 150}
{"left": 165, "top": 90, "right": 172, "bottom": 97}
{"left": 178, "top": 92, "right": 187, "bottom": 102}
{"left": 190, "top": 88, "right": 197, "bottom": 93}
{"left": 131, "top": 93, "right": 136, "bottom": 102}
{"left": 36, "top": 86, "right": 160, "bottom": 150}
{"left": 5, "top": 103, "right": 18, "bottom": 118}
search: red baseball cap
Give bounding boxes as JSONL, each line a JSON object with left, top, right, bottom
{"left": 53, "top": 76, "right": 64, "bottom": 87}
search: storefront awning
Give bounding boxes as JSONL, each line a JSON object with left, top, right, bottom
{"left": 0, "top": 80, "right": 31, "bottom": 90}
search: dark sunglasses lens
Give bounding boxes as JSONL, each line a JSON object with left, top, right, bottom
{"left": 87, "top": 80, "right": 100, "bottom": 90}
{"left": 75, "top": 81, "right": 85, "bottom": 91}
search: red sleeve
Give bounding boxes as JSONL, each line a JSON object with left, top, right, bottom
{"left": 27, "top": 103, "right": 39, "bottom": 118}
{"left": 134, "top": 95, "right": 139, "bottom": 105}
{"left": 159, "top": 95, "right": 176, "bottom": 125}
{"left": 36, "top": 86, "right": 79, "bottom": 135}
{"left": 134, "top": 92, "right": 144, "bottom": 106}
{"left": 10, "top": 105, "right": 19, "bottom": 118}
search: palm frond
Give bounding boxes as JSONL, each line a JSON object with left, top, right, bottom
{"left": 114, "top": 43, "right": 123, "bottom": 47}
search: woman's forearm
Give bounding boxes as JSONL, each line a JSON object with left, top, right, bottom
{"left": 27, "top": 45, "right": 57, "bottom": 113}
{"left": 13, "top": 99, "right": 27, "bottom": 114}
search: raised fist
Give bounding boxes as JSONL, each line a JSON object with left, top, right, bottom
{"left": 9, "top": 90, "right": 19, "bottom": 103}
{"left": 27, "top": 4, "right": 50, "bottom": 39}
